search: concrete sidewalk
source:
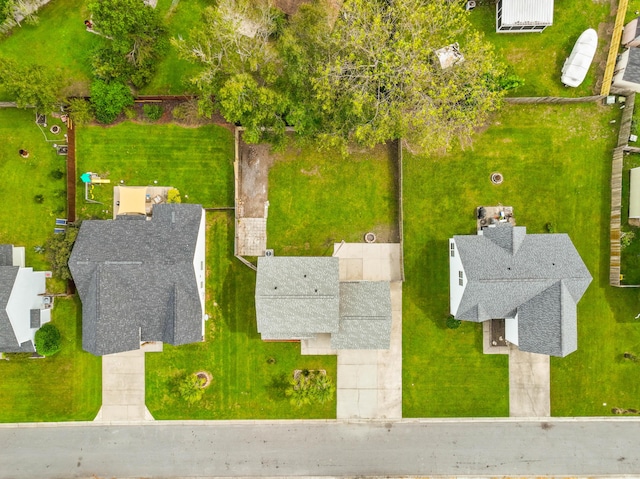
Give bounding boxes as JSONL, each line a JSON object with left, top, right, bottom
{"left": 94, "top": 349, "right": 154, "bottom": 422}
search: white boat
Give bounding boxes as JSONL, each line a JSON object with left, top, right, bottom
{"left": 561, "top": 28, "right": 598, "bottom": 87}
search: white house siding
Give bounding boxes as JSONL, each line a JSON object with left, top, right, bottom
{"left": 12, "top": 246, "right": 25, "bottom": 268}
{"left": 505, "top": 315, "right": 519, "bottom": 345}
{"left": 449, "top": 239, "right": 466, "bottom": 315}
{"left": 192, "top": 208, "right": 206, "bottom": 336}
{"left": 6, "top": 268, "right": 47, "bottom": 346}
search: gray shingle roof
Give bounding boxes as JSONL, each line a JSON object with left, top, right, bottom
{"left": 624, "top": 47, "right": 640, "bottom": 83}
{"left": 255, "top": 256, "right": 340, "bottom": 338}
{"left": 453, "top": 224, "right": 591, "bottom": 357}
{"left": 255, "top": 257, "right": 393, "bottom": 349}
{"left": 0, "top": 245, "right": 13, "bottom": 266}
{"left": 69, "top": 204, "right": 205, "bottom": 356}
{"left": 0, "top": 267, "right": 24, "bottom": 352}
{"left": 331, "top": 281, "right": 392, "bottom": 349}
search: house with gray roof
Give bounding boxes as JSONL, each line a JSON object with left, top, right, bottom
{"left": 255, "top": 256, "right": 392, "bottom": 349}
{"left": 0, "top": 244, "right": 52, "bottom": 353}
{"left": 69, "top": 204, "right": 206, "bottom": 356}
{"left": 449, "top": 223, "right": 592, "bottom": 357}
{"left": 612, "top": 47, "right": 640, "bottom": 93}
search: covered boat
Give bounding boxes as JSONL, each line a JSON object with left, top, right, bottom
{"left": 561, "top": 28, "right": 598, "bottom": 87}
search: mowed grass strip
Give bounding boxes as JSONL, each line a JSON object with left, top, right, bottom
{"left": 268, "top": 141, "right": 399, "bottom": 256}
{"left": 402, "top": 103, "right": 640, "bottom": 417}
{"left": 75, "top": 121, "right": 235, "bottom": 219}
{"left": 146, "top": 214, "right": 337, "bottom": 419}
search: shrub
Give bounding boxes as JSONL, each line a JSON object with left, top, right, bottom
{"left": 90, "top": 80, "right": 134, "bottom": 124}
{"left": 545, "top": 222, "right": 555, "bottom": 233}
{"left": 51, "top": 169, "right": 64, "bottom": 180}
{"left": 124, "top": 107, "right": 137, "bottom": 120}
{"left": 286, "top": 370, "right": 335, "bottom": 408}
{"left": 166, "top": 188, "right": 181, "bottom": 204}
{"left": 621, "top": 231, "right": 636, "bottom": 249}
{"left": 45, "top": 226, "right": 79, "bottom": 280}
{"left": 446, "top": 315, "right": 461, "bottom": 329}
{"left": 172, "top": 99, "right": 204, "bottom": 125}
{"left": 177, "top": 373, "right": 206, "bottom": 404}
{"left": 34, "top": 194, "right": 44, "bottom": 203}
{"left": 66, "top": 98, "right": 94, "bottom": 126}
{"left": 143, "top": 104, "right": 163, "bottom": 121}
{"left": 34, "top": 323, "right": 61, "bottom": 356}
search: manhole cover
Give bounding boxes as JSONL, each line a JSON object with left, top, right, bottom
{"left": 364, "top": 232, "right": 377, "bottom": 243}
{"left": 491, "top": 172, "right": 503, "bottom": 185}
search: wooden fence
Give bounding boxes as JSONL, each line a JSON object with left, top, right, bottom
{"left": 504, "top": 96, "right": 606, "bottom": 104}
{"left": 610, "top": 93, "right": 635, "bottom": 286}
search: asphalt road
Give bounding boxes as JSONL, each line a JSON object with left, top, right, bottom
{"left": 2, "top": 418, "right": 640, "bottom": 478}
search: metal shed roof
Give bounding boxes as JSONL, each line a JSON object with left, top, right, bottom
{"left": 501, "top": 0, "right": 554, "bottom": 26}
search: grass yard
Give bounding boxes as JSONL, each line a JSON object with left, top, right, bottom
{"left": 146, "top": 213, "right": 337, "bottom": 419}
{"left": 0, "top": 108, "right": 101, "bottom": 421}
{"left": 468, "top": 1, "right": 611, "bottom": 97}
{"left": 0, "top": 298, "right": 102, "bottom": 422}
{"left": 0, "top": 0, "right": 95, "bottom": 98}
{"left": 267, "top": 141, "right": 399, "bottom": 256}
{"left": 403, "top": 102, "right": 640, "bottom": 417}
{"left": 0, "top": 108, "right": 67, "bottom": 282}
{"left": 75, "top": 121, "right": 235, "bottom": 219}
{"left": 138, "top": 0, "right": 207, "bottom": 95}
{"left": 620, "top": 151, "right": 640, "bottom": 284}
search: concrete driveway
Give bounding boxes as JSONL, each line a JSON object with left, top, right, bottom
{"left": 334, "top": 243, "right": 403, "bottom": 419}
{"left": 508, "top": 344, "right": 550, "bottom": 417}
{"left": 94, "top": 348, "right": 154, "bottom": 422}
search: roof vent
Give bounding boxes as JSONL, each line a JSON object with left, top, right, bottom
{"left": 265, "top": 249, "right": 274, "bottom": 257}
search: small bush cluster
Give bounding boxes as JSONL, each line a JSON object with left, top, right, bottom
{"left": 286, "top": 369, "right": 335, "bottom": 408}
{"left": 143, "top": 104, "right": 163, "bottom": 121}
{"left": 177, "top": 373, "right": 207, "bottom": 404}
{"left": 34, "top": 323, "right": 62, "bottom": 356}
{"left": 446, "top": 315, "right": 461, "bottom": 329}
{"left": 90, "top": 80, "right": 134, "bottom": 124}
{"left": 621, "top": 231, "right": 636, "bottom": 249}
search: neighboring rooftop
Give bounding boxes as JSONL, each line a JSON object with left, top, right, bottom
{"left": 0, "top": 245, "right": 51, "bottom": 353}
{"left": 255, "top": 256, "right": 392, "bottom": 349}
{"left": 497, "top": 0, "right": 554, "bottom": 32}
{"left": 69, "top": 203, "right": 206, "bottom": 356}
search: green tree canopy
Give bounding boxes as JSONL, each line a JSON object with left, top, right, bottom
{"left": 88, "top": 0, "right": 168, "bottom": 87}
{"left": 34, "top": 323, "right": 62, "bottom": 356}
{"left": 177, "top": 0, "right": 507, "bottom": 151}
{"left": 0, "top": 57, "right": 65, "bottom": 111}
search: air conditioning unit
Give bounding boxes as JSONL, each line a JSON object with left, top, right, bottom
{"left": 465, "top": 1, "right": 476, "bottom": 11}
{"left": 265, "top": 249, "right": 274, "bottom": 257}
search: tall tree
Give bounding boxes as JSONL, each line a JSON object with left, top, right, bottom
{"left": 173, "top": 0, "right": 286, "bottom": 141}
{"left": 309, "top": 0, "right": 506, "bottom": 151}
{"left": 177, "top": 0, "right": 508, "bottom": 151}
{"left": 88, "top": 0, "right": 168, "bottom": 87}
{"left": 0, "top": 57, "right": 65, "bottom": 110}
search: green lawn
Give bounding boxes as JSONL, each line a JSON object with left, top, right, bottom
{"left": 468, "top": 1, "right": 611, "bottom": 97}
{"left": 146, "top": 213, "right": 337, "bottom": 419}
{"left": 0, "top": 0, "right": 95, "bottom": 98}
{"left": 0, "top": 108, "right": 101, "bottom": 421}
{"left": 268, "top": 141, "right": 399, "bottom": 256}
{"left": 138, "top": 0, "right": 207, "bottom": 95}
{"left": 75, "top": 121, "right": 235, "bottom": 219}
{"left": 403, "top": 102, "right": 640, "bottom": 417}
{"left": 0, "top": 108, "right": 67, "bottom": 279}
